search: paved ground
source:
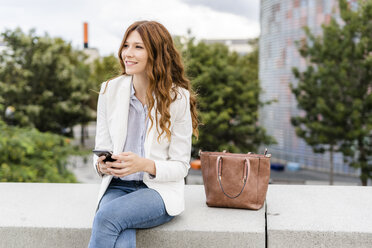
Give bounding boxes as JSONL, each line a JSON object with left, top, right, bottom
{"left": 67, "top": 123, "right": 99, "bottom": 183}
{"left": 67, "top": 155, "right": 99, "bottom": 184}
{"left": 187, "top": 167, "right": 367, "bottom": 186}
{"left": 68, "top": 122, "right": 370, "bottom": 186}
{"left": 269, "top": 168, "right": 365, "bottom": 185}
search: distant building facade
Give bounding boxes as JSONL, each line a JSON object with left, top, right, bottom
{"left": 83, "top": 48, "right": 100, "bottom": 64}
{"left": 202, "top": 39, "right": 254, "bottom": 55}
{"left": 259, "top": 0, "right": 359, "bottom": 174}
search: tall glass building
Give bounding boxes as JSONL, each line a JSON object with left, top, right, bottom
{"left": 259, "top": 0, "right": 359, "bottom": 174}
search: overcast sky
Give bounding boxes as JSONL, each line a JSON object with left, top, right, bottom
{"left": 0, "top": 0, "right": 260, "bottom": 56}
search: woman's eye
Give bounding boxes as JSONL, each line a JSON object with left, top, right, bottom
{"left": 136, "top": 46, "right": 143, "bottom": 49}
{"left": 123, "top": 44, "right": 128, "bottom": 48}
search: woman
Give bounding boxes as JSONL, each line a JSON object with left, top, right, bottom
{"left": 88, "top": 20, "right": 198, "bottom": 248}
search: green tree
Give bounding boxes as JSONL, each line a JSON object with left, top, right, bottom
{"left": 74, "top": 54, "right": 120, "bottom": 146}
{"left": 183, "top": 38, "right": 275, "bottom": 155}
{"left": 0, "top": 28, "right": 94, "bottom": 136}
{"left": 291, "top": 0, "right": 372, "bottom": 185}
{"left": 0, "top": 121, "right": 77, "bottom": 183}
{"left": 88, "top": 54, "right": 120, "bottom": 110}
{"left": 90, "top": 55, "right": 120, "bottom": 87}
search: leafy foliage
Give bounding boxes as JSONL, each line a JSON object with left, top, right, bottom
{"left": 0, "top": 28, "right": 94, "bottom": 136}
{"left": 0, "top": 121, "right": 77, "bottom": 182}
{"left": 87, "top": 54, "right": 121, "bottom": 110}
{"left": 182, "top": 38, "right": 275, "bottom": 155}
{"left": 90, "top": 55, "right": 120, "bottom": 86}
{"left": 291, "top": 0, "right": 372, "bottom": 185}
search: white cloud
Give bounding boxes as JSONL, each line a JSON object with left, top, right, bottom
{"left": 0, "top": 0, "right": 260, "bottom": 56}
{"left": 181, "top": 0, "right": 260, "bottom": 21}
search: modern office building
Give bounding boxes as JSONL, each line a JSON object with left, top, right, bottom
{"left": 259, "top": 0, "right": 359, "bottom": 174}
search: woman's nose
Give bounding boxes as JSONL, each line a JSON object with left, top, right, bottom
{"left": 124, "top": 47, "right": 134, "bottom": 57}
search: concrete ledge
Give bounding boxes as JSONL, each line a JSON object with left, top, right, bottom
{"left": 137, "top": 185, "right": 265, "bottom": 248}
{"left": 0, "top": 183, "right": 98, "bottom": 248}
{"left": 266, "top": 185, "right": 372, "bottom": 248}
{"left": 2, "top": 183, "right": 371, "bottom": 248}
{"left": 0, "top": 183, "right": 265, "bottom": 248}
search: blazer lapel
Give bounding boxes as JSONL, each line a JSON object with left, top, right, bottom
{"left": 111, "top": 75, "right": 156, "bottom": 158}
{"left": 145, "top": 106, "right": 156, "bottom": 158}
{"left": 112, "top": 75, "right": 132, "bottom": 154}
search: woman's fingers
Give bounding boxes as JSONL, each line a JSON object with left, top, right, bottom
{"left": 97, "top": 152, "right": 137, "bottom": 177}
{"left": 112, "top": 152, "right": 133, "bottom": 161}
{"left": 97, "top": 156, "right": 106, "bottom": 163}
{"left": 106, "top": 161, "right": 124, "bottom": 168}
{"left": 97, "top": 156, "right": 113, "bottom": 174}
{"left": 107, "top": 167, "right": 131, "bottom": 177}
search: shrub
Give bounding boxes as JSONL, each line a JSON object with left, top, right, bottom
{"left": 0, "top": 121, "right": 77, "bottom": 183}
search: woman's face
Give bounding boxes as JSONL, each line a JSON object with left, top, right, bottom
{"left": 121, "top": 30, "right": 148, "bottom": 75}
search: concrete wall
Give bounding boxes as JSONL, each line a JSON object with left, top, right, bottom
{"left": 0, "top": 183, "right": 371, "bottom": 247}
{"left": 266, "top": 185, "right": 372, "bottom": 248}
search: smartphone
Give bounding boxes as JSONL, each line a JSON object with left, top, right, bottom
{"left": 92, "top": 150, "right": 117, "bottom": 162}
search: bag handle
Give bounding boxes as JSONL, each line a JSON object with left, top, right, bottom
{"left": 216, "top": 156, "right": 250, "bottom": 199}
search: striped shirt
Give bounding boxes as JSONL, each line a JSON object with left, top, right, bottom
{"left": 117, "top": 80, "right": 149, "bottom": 181}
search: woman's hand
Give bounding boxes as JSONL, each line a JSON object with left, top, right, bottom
{"left": 97, "top": 156, "right": 112, "bottom": 175}
{"left": 106, "top": 152, "right": 156, "bottom": 178}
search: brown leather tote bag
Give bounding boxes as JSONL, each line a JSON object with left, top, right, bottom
{"left": 200, "top": 150, "right": 271, "bottom": 210}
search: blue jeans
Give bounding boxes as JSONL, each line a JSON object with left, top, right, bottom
{"left": 88, "top": 178, "right": 175, "bottom": 248}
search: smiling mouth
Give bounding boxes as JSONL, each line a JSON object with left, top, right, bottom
{"left": 125, "top": 61, "right": 138, "bottom": 65}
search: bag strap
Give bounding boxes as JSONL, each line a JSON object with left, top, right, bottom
{"left": 216, "top": 156, "right": 250, "bottom": 199}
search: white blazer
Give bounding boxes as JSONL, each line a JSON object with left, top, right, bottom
{"left": 92, "top": 75, "right": 192, "bottom": 216}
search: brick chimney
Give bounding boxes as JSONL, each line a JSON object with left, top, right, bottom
{"left": 84, "top": 22, "right": 88, "bottom": 48}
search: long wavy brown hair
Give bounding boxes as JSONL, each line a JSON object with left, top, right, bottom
{"left": 103, "top": 20, "right": 198, "bottom": 141}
